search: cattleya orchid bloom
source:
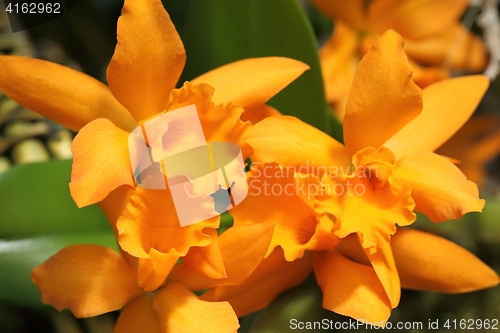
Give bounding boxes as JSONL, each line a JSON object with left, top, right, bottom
{"left": 31, "top": 223, "right": 275, "bottom": 333}
{"left": 0, "top": 0, "right": 308, "bottom": 292}
{"left": 0, "top": 0, "right": 310, "bottom": 329}
{"left": 313, "top": 0, "right": 488, "bottom": 118}
{"left": 0, "top": 0, "right": 308, "bottom": 212}
{"left": 236, "top": 29, "right": 499, "bottom": 321}
{"left": 173, "top": 162, "right": 498, "bottom": 322}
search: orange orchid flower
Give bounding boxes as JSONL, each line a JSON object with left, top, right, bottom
{"left": 0, "top": 0, "right": 308, "bottom": 213}
{"left": 31, "top": 223, "right": 275, "bottom": 333}
{"left": 313, "top": 0, "right": 488, "bottom": 119}
{"left": 238, "top": 29, "right": 497, "bottom": 320}
{"left": 0, "top": 0, "right": 308, "bottom": 292}
{"left": 223, "top": 163, "right": 499, "bottom": 322}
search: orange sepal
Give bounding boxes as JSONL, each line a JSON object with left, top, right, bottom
{"left": 192, "top": 57, "right": 309, "bottom": 110}
{"left": 393, "top": 229, "right": 499, "bottom": 292}
{"left": 70, "top": 119, "right": 134, "bottom": 207}
{"left": 0, "top": 56, "right": 136, "bottom": 132}
{"left": 386, "top": 75, "right": 489, "bottom": 160}
{"left": 152, "top": 283, "right": 239, "bottom": 333}
{"left": 114, "top": 295, "right": 162, "bottom": 333}
{"left": 314, "top": 250, "right": 392, "bottom": 324}
{"left": 31, "top": 245, "right": 142, "bottom": 318}
{"left": 343, "top": 30, "right": 422, "bottom": 154}
{"left": 243, "top": 116, "right": 350, "bottom": 176}
{"left": 107, "top": 0, "right": 185, "bottom": 122}
{"left": 393, "top": 152, "right": 484, "bottom": 222}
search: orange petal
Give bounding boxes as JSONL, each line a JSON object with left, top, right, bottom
{"left": 107, "top": 0, "right": 185, "bottom": 122}
{"left": 31, "top": 245, "right": 142, "bottom": 318}
{"left": 243, "top": 116, "right": 350, "bottom": 176}
{"left": 70, "top": 119, "right": 134, "bottom": 207}
{"left": 0, "top": 56, "right": 136, "bottom": 132}
{"left": 404, "top": 23, "right": 488, "bottom": 72}
{"left": 241, "top": 104, "right": 281, "bottom": 125}
{"left": 315, "top": 147, "right": 416, "bottom": 253}
{"left": 97, "top": 185, "right": 133, "bottom": 237}
{"left": 168, "top": 223, "right": 274, "bottom": 291}
{"left": 314, "top": 250, "right": 392, "bottom": 324}
{"left": 152, "top": 283, "right": 239, "bottom": 333}
{"left": 165, "top": 82, "right": 253, "bottom": 158}
{"left": 191, "top": 57, "right": 309, "bottom": 110}
{"left": 114, "top": 295, "right": 162, "bottom": 333}
{"left": 337, "top": 234, "right": 400, "bottom": 307}
{"left": 117, "top": 187, "right": 219, "bottom": 290}
{"left": 392, "top": 229, "right": 500, "bottom": 292}
{"left": 312, "top": 0, "right": 365, "bottom": 30}
{"left": 367, "top": 0, "right": 468, "bottom": 40}
{"left": 343, "top": 30, "right": 422, "bottom": 155}
{"left": 335, "top": 234, "right": 370, "bottom": 266}
{"left": 182, "top": 228, "right": 226, "bottom": 279}
{"left": 97, "top": 185, "right": 138, "bottom": 267}
{"left": 201, "top": 248, "right": 313, "bottom": 317}
{"left": 385, "top": 76, "right": 489, "bottom": 158}
{"left": 319, "top": 20, "right": 359, "bottom": 107}
{"left": 393, "top": 152, "right": 484, "bottom": 222}
{"left": 364, "top": 239, "right": 400, "bottom": 308}
{"left": 230, "top": 163, "right": 338, "bottom": 261}
{"left": 137, "top": 248, "right": 180, "bottom": 292}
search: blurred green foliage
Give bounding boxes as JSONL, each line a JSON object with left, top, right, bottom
{"left": 0, "top": 159, "right": 115, "bottom": 308}
{"left": 0, "top": 232, "right": 117, "bottom": 308}
{"left": 0, "top": 159, "right": 110, "bottom": 238}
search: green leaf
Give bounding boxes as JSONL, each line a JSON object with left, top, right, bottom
{"left": 325, "top": 106, "right": 344, "bottom": 143}
{"left": 179, "top": 0, "right": 335, "bottom": 133}
{"left": 0, "top": 232, "right": 117, "bottom": 308}
{"left": 0, "top": 160, "right": 111, "bottom": 239}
